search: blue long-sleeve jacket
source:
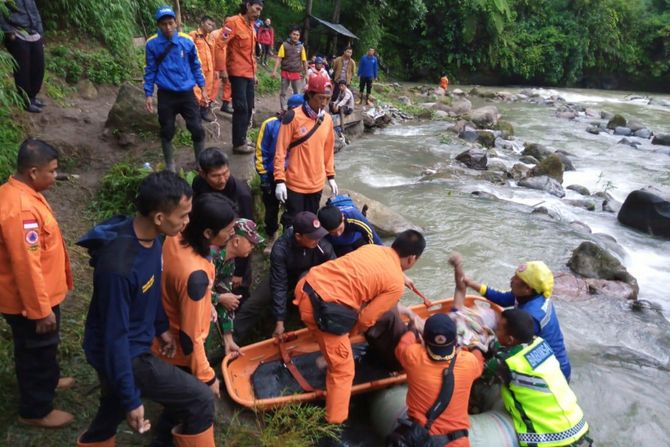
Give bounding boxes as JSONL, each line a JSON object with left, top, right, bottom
{"left": 143, "top": 30, "right": 205, "bottom": 97}
{"left": 255, "top": 116, "right": 282, "bottom": 182}
{"left": 483, "top": 286, "right": 572, "bottom": 380}
{"left": 78, "top": 216, "right": 168, "bottom": 412}
{"left": 358, "top": 55, "right": 378, "bottom": 79}
{"left": 326, "top": 207, "right": 383, "bottom": 257}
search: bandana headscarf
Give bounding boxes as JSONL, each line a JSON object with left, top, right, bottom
{"left": 516, "top": 261, "right": 554, "bottom": 298}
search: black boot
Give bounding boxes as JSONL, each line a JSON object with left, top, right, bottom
{"left": 200, "top": 106, "right": 215, "bottom": 122}
{"left": 220, "top": 101, "right": 234, "bottom": 114}
{"left": 161, "top": 139, "right": 176, "bottom": 172}
{"left": 193, "top": 139, "right": 205, "bottom": 162}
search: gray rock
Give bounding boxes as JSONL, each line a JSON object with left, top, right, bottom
{"left": 522, "top": 143, "right": 553, "bottom": 161}
{"left": 519, "top": 175, "right": 565, "bottom": 197}
{"left": 586, "top": 126, "right": 601, "bottom": 135}
{"left": 614, "top": 126, "right": 632, "bottom": 136}
{"left": 567, "top": 241, "right": 639, "bottom": 299}
{"left": 116, "top": 132, "right": 138, "bottom": 147}
{"left": 479, "top": 171, "right": 508, "bottom": 185}
{"left": 476, "top": 130, "right": 496, "bottom": 148}
{"left": 634, "top": 128, "right": 652, "bottom": 139}
{"left": 77, "top": 79, "right": 98, "bottom": 100}
{"left": 460, "top": 130, "right": 479, "bottom": 143}
{"left": 617, "top": 189, "right": 670, "bottom": 238}
{"left": 106, "top": 82, "right": 162, "bottom": 135}
{"left": 433, "top": 110, "right": 449, "bottom": 119}
{"left": 468, "top": 106, "right": 500, "bottom": 129}
{"left": 452, "top": 88, "right": 465, "bottom": 95}
{"left": 519, "top": 155, "right": 540, "bottom": 165}
{"left": 565, "top": 199, "right": 596, "bottom": 211}
{"left": 531, "top": 153, "right": 565, "bottom": 183}
{"left": 651, "top": 134, "right": 670, "bottom": 146}
{"left": 607, "top": 114, "right": 626, "bottom": 129}
{"left": 449, "top": 98, "right": 472, "bottom": 115}
{"left": 531, "top": 206, "right": 561, "bottom": 220}
{"left": 470, "top": 191, "right": 498, "bottom": 200}
{"left": 486, "top": 158, "right": 508, "bottom": 172}
{"left": 456, "top": 148, "right": 488, "bottom": 170}
{"left": 567, "top": 184, "right": 591, "bottom": 196}
{"left": 495, "top": 120, "right": 514, "bottom": 139}
{"left": 627, "top": 119, "right": 645, "bottom": 132}
{"left": 555, "top": 152, "right": 575, "bottom": 171}
{"left": 553, "top": 272, "right": 637, "bottom": 301}
{"left": 602, "top": 197, "right": 622, "bottom": 213}
{"left": 431, "top": 102, "right": 450, "bottom": 112}
{"left": 600, "top": 111, "right": 614, "bottom": 120}
{"left": 569, "top": 221, "right": 592, "bottom": 234}
{"left": 584, "top": 108, "right": 600, "bottom": 118}
{"left": 556, "top": 111, "right": 577, "bottom": 120}
{"left": 510, "top": 163, "right": 531, "bottom": 180}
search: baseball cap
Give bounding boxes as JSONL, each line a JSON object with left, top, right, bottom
{"left": 293, "top": 211, "right": 328, "bottom": 240}
{"left": 287, "top": 94, "right": 304, "bottom": 109}
{"left": 317, "top": 206, "right": 343, "bottom": 231}
{"left": 155, "top": 6, "right": 176, "bottom": 22}
{"left": 306, "top": 76, "right": 332, "bottom": 95}
{"left": 424, "top": 313, "right": 457, "bottom": 361}
{"left": 234, "top": 218, "right": 264, "bottom": 245}
{"left": 315, "top": 56, "right": 324, "bottom": 65}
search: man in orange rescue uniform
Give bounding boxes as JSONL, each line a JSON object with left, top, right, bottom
{"left": 210, "top": 25, "right": 232, "bottom": 114}
{"left": 273, "top": 75, "right": 337, "bottom": 228}
{"left": 293, "top": 230, "right": 426, "bottom": 428}
{"left": 214, "top": 0, "right": 263, "bottom": 154}
{"left": 190, "top": 15, "right": 217, "bottom": 123}
{"left": 0, "top": 139, "right": 74, "bottom": 428}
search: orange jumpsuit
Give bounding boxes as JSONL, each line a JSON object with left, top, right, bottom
{"left": 213, "top": 14, "right": 257, "bottom": 79}
{"left": 293, "top": 245, "right": 405, "bottom": 423}
{"left": 190, "top": 28, "right": 217, "bottom": 107}
{"left": 273, "top": 106, "right": 335, "bottom": 194}
{"left": 0, "top": 177, "right": 72, "bottom": 319}
{"left": 152, "top": 235, "right": 216, "bottom": 384}
{"left": 395, "top": 332, "right": 484, "bottom": 446}
{"left": 210, "top": 28, "right": 230, "bottom": 103}
{"left": 440, "top": 76, "right": 449, "bottom": 91}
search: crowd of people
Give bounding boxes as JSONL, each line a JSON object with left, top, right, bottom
{"left": 1, "top": 1, "right": 591, "bottom": 447}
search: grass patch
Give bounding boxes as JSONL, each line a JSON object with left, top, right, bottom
{"left": 0, "top": 109, "right": 25, "bottom": 182}
{"left": 256, "top": 70, "right": 281, "bottom": 96}
{"left": 89, "top": 162, "right": 151, "bottom": 221}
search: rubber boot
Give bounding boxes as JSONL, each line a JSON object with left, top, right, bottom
{"left": 77, "top": 434, "right": 116, "bottom": 446}
{"left": 161, "top": 139, "right": 176, "bottom": 172}
{"left": 193, "top": 139, "right": 205, "bottom": 162}
{"left": 220, "top": 101, "right": 233, "bottom": 114}
{"left": 171, "top": 425, "right": 215, "bottom": 447}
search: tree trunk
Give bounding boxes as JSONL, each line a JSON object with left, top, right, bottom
{"left": 303, "top": 0, "right": 313, "bottom": 49}
{"left": 173, "top": 0, "right": 182, "bottom": 29}
{"left": 331, "top": 0, "right": 342, "bottom": 55}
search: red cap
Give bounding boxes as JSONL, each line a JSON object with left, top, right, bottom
{"left": 306, "top": 76, "right": 332, "bottom": 95}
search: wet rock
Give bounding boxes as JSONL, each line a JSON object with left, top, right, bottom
{"left": 460, "top": 129, "right": 479, "bottom": 143}
{"left": 519, "top": 155, "right": 539, "bottom": 165}
{"left": 106, "top": 81, "right": 161, "bottom": 135}
{"left": 567, "top": 184, "right": 591, "bottom": 196}
{"left": 586, "top": 126, "right": 601, "bottom": 135}
{"left": 452, "top": 88, "right": 465, "bottom": 95}
{"left": 584, "top": 108, "right": 600, "bottom": 118}
{"left": 614, "top": 126, "right": 632, "bottom": 136}
{"left": 531, "top": 153, "right": 565, "bottom": 183}
{"left": 617, "top": 138, "right": 641, "bottom": 148}
{"left": 522, "top": 143, "right": 553, "bottom": 162}
{"left": 468, "top": 106, "right": 499, "bottom": 129}
{"left": 627, "top": 119, "right": 644, "bottom": 132}
{"left": 434, "top": 87, "right": 446, "bottom": 96}
{"left": 556, "top": 111, "right": 577, "bottom": 120}
{"left": 553, "top": 272, "right": 637, "bottom": 301}
{"left": 510, "top": 163, "right": 531, "bottom": 180}
{"left": 651, "top": 134, "right": 670, "bottom": 146}
{"left": 469, "top": 87, "right": 496, "bottom": 98}
{"left": 606, "top": 114, "right": 626, "bottom": 129}
{"left": 433, "top": 110, "right": 449, "bottom": 119}
{"left": 479, "top": 171, "right": 508, "bottom": 185}
{"left": 77, "top": 79, "right": 98, "bottom": 100}
{"left": 592, "top": 233, "right": 624, "bottom": 257}
{"left": 456, "top": 148, "right": 488, "bottom": 170}
{"left": 567, "top": 241, "right": 639, "bottom": 299}
{"left": 486, "top": 158, "right": 508, "bottom": 172}
{"left": 565, "top": 199, "right": 596, "bottom": 211}
{"left": 415, "top": 109, "right": 433, "bottom": 120}
{"left": 496, "top": 91, "right": 513, "bottom": 101}
{"left": 519, "top": 175, "right": 565, "bottom": 197}
{"left": 569, "top": 221, "right": 592, "bottom": 234}
{"left": 471, "top": 191, "right": 498, "bottom": 200}
{"left": 495, "top": 120, "right": 514, "bottom": 139}
{"left": 634, "top": 128, "right": 652, "bottom": 139}
{"left": 449, "top": 98, "right": 472, "bottom": 115}
{"left": 495, "top": 138, "right": 522, "bottom": 152}
{"left": 431, "top": 102, "right": 450, "bottom": 112}
{"left": 600, "top": 110, "right": 614, "bottom": 120}
{"left": 476, "top": 130, "right": 496, "bottom": 148}
{"left": 617, "top": 189, "right": 670, "bottom": 239}
{"left": 531, "top": 206, "right": 561, "bottom": 220}
{"left": 555, "top": 152, "right": 575, "bottom": 171}
{"left": 397, "top": 96, "right": 412, "bottom": 106}
{"left": 602, "top": 197, "right": 622, "bottom": 213}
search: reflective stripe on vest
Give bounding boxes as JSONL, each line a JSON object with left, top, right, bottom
{"left": 503, "top": 337, "right": 588, "bottom": 446}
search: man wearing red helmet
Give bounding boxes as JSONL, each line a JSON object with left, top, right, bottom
{"left": 273, "top": 75, "right": 337, "bottom": 228}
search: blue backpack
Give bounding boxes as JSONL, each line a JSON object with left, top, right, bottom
{"left": 326, "top": 194, "right": 368, "bottom": 217}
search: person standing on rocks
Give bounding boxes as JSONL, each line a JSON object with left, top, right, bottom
{"left": 189, "top": 15, "right": 218, "bottom": 123}
{"left": 357, "top": 47, "right": 378, "bottom": 106}
{"left": 0, "top": 0, "right": 46, "bottom": 113}
{"left": 144, "top": 6, "right": 207, "bottom": 172}
{"left": 257, "top": 18, "right": 274, "bottom": 66}
{"left": 273, "top": 75, "right": 338, "bottom": 228}
{"left": 272, "top": 26, "right": 309, "bottom": 112}
{"left": 0, "top": 139, "right": 75, "bottom": 428}
{"left": 214, "top": 0, "right": 264, "bottom": 155}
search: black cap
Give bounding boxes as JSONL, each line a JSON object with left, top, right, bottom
{"left": 317, "top": 206, "right": 343, "bottom": 231}
{"left": 424, "top": 313, "right": 457, "bottom": 360}
{"left": 293, "top": 211, "right": 328, "bottom": 240}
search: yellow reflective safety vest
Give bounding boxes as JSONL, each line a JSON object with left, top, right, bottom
{"left": 502, "top": 337, "right": 589, "bottom": 446}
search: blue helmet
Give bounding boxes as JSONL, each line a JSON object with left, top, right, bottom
{"left": 155, "top": 6, "right": 176, "bottom": 22}
{"left": 287, "top": 94, "right": 305, "bottom": 109}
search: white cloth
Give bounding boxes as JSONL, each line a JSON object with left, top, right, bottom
{"left": 328, "top": 179, "right": 338, "bottom": 196}
{"left": 448, "top": 301, "right": 497, "bottom": 352}
{"left": 275, "top": 182, "right": 287, "bottom": 202}
{"left": 335, "top": 87, "right": 355, "bottom": 110}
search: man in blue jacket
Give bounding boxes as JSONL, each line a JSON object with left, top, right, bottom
{"left": 317, "top": 202, "right": 383, "bottom": 257}
{"left": 254, "top": 93, "right": 304, "bottom": 255}
{"left": 357, "top": 47, "right": 378, "bottom": 106}
{"left": 144, "top": 6, "right": 207, "bottom": 172}
{"left": 76, "top": 171, "right": 216, "bottom": 447}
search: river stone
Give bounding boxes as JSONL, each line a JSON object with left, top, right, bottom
{"left": 617, "top": 138, "right": 640, "bottom": 148}
{"left": 476, "top": 130, "right": 496, "bottom": 148}
{"left": 479, "top": 171, "right": 508, "bottom": 185}
{"left": 556, "top": 111, "right": 577, "bottom": 120}
{"left": 585, "top": 126, "right": 601, "bottom": 135}
{"left": 449, "top": 98, "right": 472, "bottom": 115}
{"left": 606, "top": 114, "right": 626, "bottom": 129}
{"left": 468, "top": 106, "right": 499, "bottom": 129}
{"left": 627, "top": 119, "right": 644, "bottom": 132}
{"left": 397, "top": 96, "right": 412, "bottom": 106}
{"left": 519, "top": 155, "right": 539, "bottom": 165}
{"left": 431, "top": 102, "right": 450, "bottom": 112}
{"left": 495, "top": 120, "right": 514, "bottom": 138}
{"left": 617, "top": 189, "right": 670, "bottom": 238}
{"left": 531, "top": 206, "right": 561, "bottom": 220}
{"left": 522, "top": 143, "right": 553, "bottom": 162}
{"left": 651, "top": 134, "right": 670, "bottom": 146}
{"left": 321, "top": 189, "right": 422, "bottom": 238}
{"left": 567, "top": 185, "right": 591, "bottom": 196}
{"left": 634, "top": 128, "right": 652, "bottom": 139}
{"left": 511, "top": 163, "right": 531, "bottom": 180}
{"left": 77, "top": 79, "right": 98, "bottom": 100}
{"left": 531, "top": 154, "right": 564, "bottom": 183}
{"left": 614, "top": 126, "right": 632, "bottom": 136}
{"left": 486, "top": 158, "right": 508, "bottom": 173}
{"left": 600, "top": 110, "right": 614, "bottom": 120}
{"left": 106, "top": 81, "right": 161, "bottom": 135}
{"left": 602, "top": 197, "right": 622, "bottom": 213}
{"left": 470, "top": 191, "right": 498, "bottom": 200}
{"left": 565, "top": 199, "right": 596, "bottom": 211}
{"left": 519, "top": 175, "right": 565, "bottom": 197}
{"left": 460, "top": 129, "right": 479, "bottom": 143}
{"left": 456, "top": 148, "right": 488, "bottom": 170}
{"left": 553, "top": 272, "right": 637, "bottom": 301}
{"left": 433, "top": 110, "right": 449, "bottom": 119}
{"left": 452, "top": 88, "right": 464, "bottom": 95}
{"left": 569, "top": 221, "right": 592, "bottom": 234}
{"left": 555, "top": 152, "right": 575, "bottom": 171}
{"left": 567, "top": 241, "right": 639, "bottom": 299}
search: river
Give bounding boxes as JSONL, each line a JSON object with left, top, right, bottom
{"left": 336, "top": 87, "right": 670, "bottom": 446}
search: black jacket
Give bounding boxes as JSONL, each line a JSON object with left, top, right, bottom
{"left": 270, "top": 227, "right": 335, "bottom": 320}
{"left": 0, "top": 0, "right": 43, "bottom": 35}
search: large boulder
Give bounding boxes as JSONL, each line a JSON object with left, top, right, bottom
{"left": 449, "top": 98, "right": 472, "bottom": 115}
{"left": 606, "top": 114, "right": 627, "bottom": 130}
{"left": 106, "top": 82, "right": 161, "bottom": 135}
{"left": 651, "top": 134, "right": 670, "bottom": 146}
{"left": 467, "top": 106, "right": 499, "bottom": 129}
{"left": 77, "top": 79, "right": 98, "bottom": 100}
{"left": 553, "top": 272, "right": 637, "bottom": 301}
{"left": 555, "top": 152, "right": 575, "bottom": 171}
{"left": 567, "top": 184, "right": 590, "bottom": 196}
{"left": 617, "top": 189, "right": 670, "bottom": 238}
{"left": 522, "top": 143, "right": 553, "bottom": 162}
{"left": 530, "top": 153, "right": 565, "bottom": 183}
{"left": 510, "top": 163, "right": 531, "bottom": 181}
{"left": 634, "top": 128, "right": 652, "bottom": 139}
{"left": 494, "top": 120, "right": 514, "bottom": 139}
{"left": 567, "top": 241, "right": 639, "bottom": 299}
{"left": 455, "top": 148, "right": 488, "bottom": 170}
{"left": 321, "top": 189, "right": 423, "bottom": 237}
{"left": 519, "top": 176, "right": 565, "bottom": 197}
{"left": 476, "top": 130, "right": 496, "bottom": 148}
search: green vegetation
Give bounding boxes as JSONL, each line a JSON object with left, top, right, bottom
{"left": 89, "top": 162, "right": 151, "bottom": 221}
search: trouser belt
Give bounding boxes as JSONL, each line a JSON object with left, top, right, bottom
{"left": 431, "top": 429, "right": 469, "bottom": 444}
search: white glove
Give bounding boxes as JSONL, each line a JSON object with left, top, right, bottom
{"left": 275, "top": 183, "right": 287, "bottom": 202}
{"left": 328, "top": 179, "right": 339, "bottom": 195}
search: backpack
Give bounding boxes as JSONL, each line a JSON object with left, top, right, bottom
{"left": 326, "top": 194, "right": 368, "bottom": 217}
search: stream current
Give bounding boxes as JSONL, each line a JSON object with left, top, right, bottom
{"left": 337, "top": 87, "right": 670, "bottom": 446}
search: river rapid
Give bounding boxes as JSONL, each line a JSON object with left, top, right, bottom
{"left": 337, "top": 87, "right": 670, "bottom": 446}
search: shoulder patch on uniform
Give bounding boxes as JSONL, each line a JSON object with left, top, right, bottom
{"left": 179, "top": 329, "right": 194, "bottom": 355}
{"left": 282, "top": 109, "right": 295, "bottom": 125}
{"left": 524, "top": 340, "right": 553, "bottom": 369}
{"left": 146, "top": 34, "right": 158, "bottom": 43}
{"left": 187, "top": 270, "right": 210, "bottom": 301}
{"left": 179, "top": 32, "right": 193, "bottom": 41}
